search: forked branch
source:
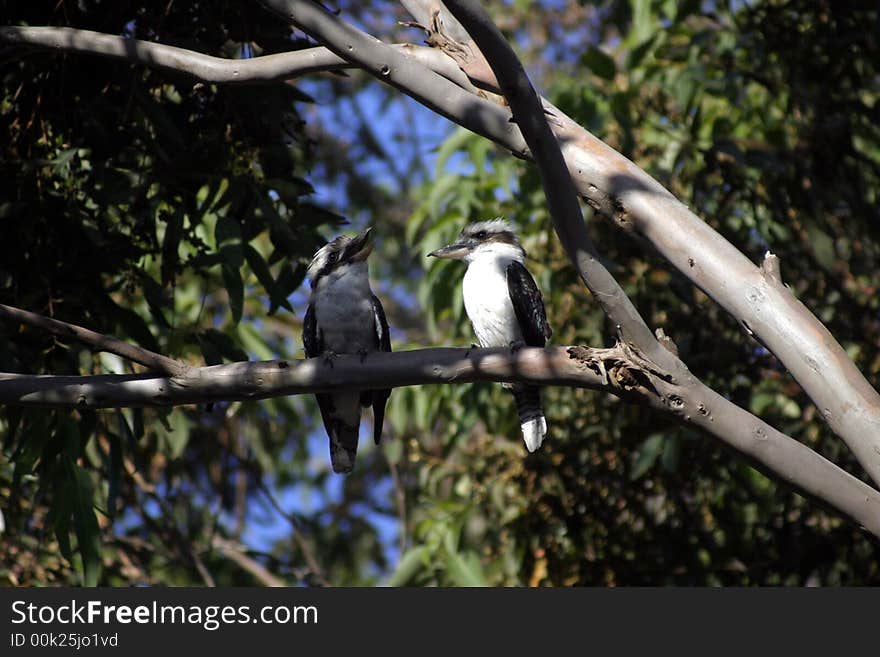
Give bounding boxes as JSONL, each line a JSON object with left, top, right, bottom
{"left": 0, "top": 25, "right": 476, "bottom": 90}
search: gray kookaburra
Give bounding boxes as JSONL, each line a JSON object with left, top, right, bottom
{"left": 303, "top": 227, "right": 391, "bottom": 474}
{"left": 429, "top": 219, "right": 552, "bottom": 452}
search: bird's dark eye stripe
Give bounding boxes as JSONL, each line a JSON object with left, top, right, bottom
{"left": 474, "top": 231, "right": 487, "bottom": 239}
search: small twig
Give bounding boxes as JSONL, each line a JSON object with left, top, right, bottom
{"left": 0, "top": 303, "right": 186, "bottom": 376}
{"left": 191, "top": 547, "right": 217, "bottom": 587}
{"left": 256, "top": 480, "right": 331, "bottom": 586}
{"left": 211, "top": 536, "right": 286, "bottom": 587}
{"left": 114, "top": 545, "right": 154, "bottom": 585}
{"left": 386, "top": 449, "right": 408, "bottom": 556}
{"left": 123, "top": 456, "right": 156, "bottom": 494}
{"left": 126, "top": 468, "right": 217, "bottom": 586}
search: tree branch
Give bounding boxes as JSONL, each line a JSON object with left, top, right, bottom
{"left": 6, "top": 13, "right": 877, "bottom": 482}
{"left": 0, "top": 303, "right": 187, "bottom": 377}
{"left": 211, "top": 536, "right": 286, "bottom": 587}
{"left": 4, "top": 7, "right": 879, "bottom": 531}
{"left": 255, "top": 0, "right": 528, "bottom": 155}
{"left": 408, "top": 0, "right": 880, "bottom": 540}
{"left": 1, "top": 344, "right": 878, "bottom": 539}
{"left": 0, "top": 346, "right": 605, "bottom": 407}
{"left": 249, "top": 0, "right": 880, "bottom": 486}
{"left": 254, "top": 481, "right": 331, "bottom": 587}
{"left": 0, "top": 25, "right": 476, "bottom": 90}
{"left": 400, "top": 2, "right": 880, "bottom": 485}
{"left": 0, "top": 25, "right": 340, "bottom": 82}
{"left": 400, "top": 0, "right": 499, "bottom": 91}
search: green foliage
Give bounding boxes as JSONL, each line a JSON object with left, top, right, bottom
{"left": 0, "top": 2, "right": 352, "bottom": 586}
{"left": 1, "top": 0, "right": 878, "bottom": 587}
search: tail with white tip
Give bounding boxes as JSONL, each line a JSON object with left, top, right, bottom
{"left": 510, "top": 385, "right": 547, "bottom": 452}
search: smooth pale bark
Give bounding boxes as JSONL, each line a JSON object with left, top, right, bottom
{"left": 0, "top": 347, "right": 604, "bottom": 407}
{"left": 439, "top": 0, "right": 880, "bottom": 540}
{"left": 0, "top": 26, "right": 476, "bottom": 89}
{"left": 255, "top": 0, "right": 529, "bottom": 152}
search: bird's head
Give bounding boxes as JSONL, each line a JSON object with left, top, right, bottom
{"left": 307, "top": 227, "right": 374, "bottom": 289}
{"left": 427, "top": 219, "right": 525, "bottom": 263}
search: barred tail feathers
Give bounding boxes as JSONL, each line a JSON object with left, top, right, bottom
{"left": 510, "top": 385, "right": 547, "bottom": 452}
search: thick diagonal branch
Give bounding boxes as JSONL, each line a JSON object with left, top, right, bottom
{"left": 400, "top": 0, "right": 498, "bottom": 90}
{"left": 251, "top": 0, "right": 880, "bottom": 485}
{"left": 409, "top": 3, "right": 880, "bottom": 486}
{"left": 255, "top": 0, "right": 527, "bottom": 154}
{"left": 438, "top": 0, "right": 880, "bottom": 531}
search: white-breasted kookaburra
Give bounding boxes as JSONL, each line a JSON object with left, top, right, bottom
{"left": 429, "top": 219, "right": 552, "bottom": 452}
{"left": 303, "top": 227, "right": 391, "bottom": 473}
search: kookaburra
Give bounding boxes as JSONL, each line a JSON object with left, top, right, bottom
{"left": 429, "top": 219, "right": 552, "bottom": 452}
{"left": 303, "top": 227, "right": 392, "bottom": 473}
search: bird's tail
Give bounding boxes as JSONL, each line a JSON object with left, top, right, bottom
{"left": 510, "top": 385, "right": 547, "bottom": 452}
{"left": 316, "top": 392, "right": 361, "bottom": 474}
{"left": 327, "top": 422, "right": 359, "bottom": 474}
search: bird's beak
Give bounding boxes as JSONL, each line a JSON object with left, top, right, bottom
{"left": 347, "top": 227, "right": 374, "bottom": 262}
{"left": 428, "top": 241, "right": 471, "bottom": 260}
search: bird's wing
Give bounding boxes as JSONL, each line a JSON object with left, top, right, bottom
{"left": 369, "top": 293, "right": 392, "bottom": 444}
{"left": 302, "top": 301, "right": 322, "bottom": 357}
{"left": 506, "top": 260, "right": 552, "bottom": 347}
{"left": 371, "top": 293, "right": 392, "bottom": 353}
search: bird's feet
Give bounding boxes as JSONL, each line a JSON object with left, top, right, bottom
{"left": 357, "top": 348, "right": 369, "bottom": 363}
{"left": 508, "top": 340, "right": 525, "bottom": 353}
{"left": 322, "top": 350, "right": 337, "bottom": 368}
{"left": 465, "top": 342, "right": 480, "bottom": 358}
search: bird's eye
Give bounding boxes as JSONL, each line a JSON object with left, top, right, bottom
{"left": 328, "top": 252, "right": 338, "bottom": 264}
{"left": 474, "top": 231, "right": 487, "bottom": 240}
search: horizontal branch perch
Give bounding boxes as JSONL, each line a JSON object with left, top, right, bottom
{"left": 1, "top": 345, "right": 879, "bottom": 538}
{"left": 0, "top": 347, "right": 605, "bottom": 407}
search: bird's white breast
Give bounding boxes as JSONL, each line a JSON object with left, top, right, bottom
{"left": 463, "top": 254, "right": 523, "bottom": 348}
{"left": 313, "top": 262, "right": 376, "bottom": 352}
